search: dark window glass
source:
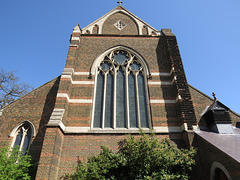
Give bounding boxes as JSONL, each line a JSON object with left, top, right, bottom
{"left": 138, "top": 74, "right": 149, "bottom": 128}
{"left": 113, "top": 52, "right": 127, "bottom": 64}
{"left": 93, "top": 73, "right": 104, "bottom": 128}
{"left": 14, "top": 128, "right": 23, "bottom": 147}
{"left": 93, "top": 50, "right": 150, "bottom": 130}
{"left": 116, "top": 67, "right": 126, "bottom": 128}
{"left": 130, "top": 62, "right": 141, "bottom": 71}
{"left": 128, "top": 73, "right": 138, "bottom": 128}
{"left": 22, "top": 129, "right": 31, "bottom": 154}
{"left": 101, "top": 62, "right": 111, "bottom": 71}
{"left": 104, "top": 73, "right": 114, "bottom": 128}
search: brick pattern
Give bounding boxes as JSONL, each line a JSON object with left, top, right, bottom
{"left": 161, "top": 29, "right": 197, "bottom": 130}
{"left": 54, "top": 133, "right": 183, "bottom": 179}
{"left": 36, "top": 128, "right": 64, "bottom": 180}
{"left": 59, "top": 36, "right": 175, "bottom": 129}
{"left": 102, "top": 12, "right": 138, "bottom": 35}
{"left": 0, "top": 77, "right": 60, "bottom": 163}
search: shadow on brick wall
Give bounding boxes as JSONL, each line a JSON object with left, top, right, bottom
{"left": 29, "top": 76, "right": 60, "bottom": 165}
{"left": 156, "top": 37, "right": 186, "bottom": 148}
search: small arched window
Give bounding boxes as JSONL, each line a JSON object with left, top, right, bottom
{"left": 92, "top": 24, "right": 99, "bottom": 34}
{"left": 92, "top": 49, "right": 151, "bottom": 129}
{"left": 215, "top": 168, "right": 228, "bottom": 180}
{"left": 11, "top": 122, "right": 33, "bottom": 154}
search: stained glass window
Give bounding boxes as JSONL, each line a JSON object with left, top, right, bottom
{"left": 93, "top": 50, "right": 150, "bottom": 129}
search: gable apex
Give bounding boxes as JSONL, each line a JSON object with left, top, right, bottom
{"left": 73, "top": 23, "right": 81, "bottom": 33}
{"left": 81, "top": 6, "right": 161, "bottom": 36}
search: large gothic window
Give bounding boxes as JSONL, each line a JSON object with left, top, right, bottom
{"left": 12, "top": 122, "right": 32, "bottom": 154}
{"left": 92, "top": 50, "right": 150, "bottom": 129}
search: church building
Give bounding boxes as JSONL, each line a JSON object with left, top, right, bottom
{"left": 0, "top": 3, "right": 240, "bottom": 180}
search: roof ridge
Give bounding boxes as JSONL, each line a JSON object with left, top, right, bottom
{"left": 0, "top": 76, "right": 60, "bottom": 110}
{"left": 81, "top": 5, "right": 159, "bottom": 34}
{"left": 188, "top": 83, "right": 240, "bottom": 117}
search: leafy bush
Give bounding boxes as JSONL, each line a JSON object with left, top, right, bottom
{"left": 0, "top": 146, "right": 32, "bottom": 180}
{"left": 67, "top": 133, "right": 196, "bottom": 180}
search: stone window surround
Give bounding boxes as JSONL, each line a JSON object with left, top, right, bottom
{"left": 210, "top": 161, "right": 232, "bottom": 180}
{"left": 9, "top": 121, "right": 35, "bottom": 153}
{"left": 91, "top": 46, "right": 152, "bottom": 129}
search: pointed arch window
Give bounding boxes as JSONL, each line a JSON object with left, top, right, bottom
{"left": 11, "top": 122, "right": 33, "bottom": 154}
{"left": 92, "top": 49, "right": 150, "bottom": 129}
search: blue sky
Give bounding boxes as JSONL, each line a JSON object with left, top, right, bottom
{"left": 0, "top": 0, "right": 239, "bottom": 114}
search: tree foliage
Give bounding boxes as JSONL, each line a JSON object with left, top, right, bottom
{"left": 0, "top": 146, "right": 32, "bottom": 180}
{"left": 67, "top": 133, "right": 196, "bottom": 180}
{"left": 0, "top": 69, "right": 32, "bottom": 109}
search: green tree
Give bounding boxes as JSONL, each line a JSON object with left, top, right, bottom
{"left": 0, "top": 146, "right": 32, "bottom": 180}
{"left": 67, "top": 133, "right": 196, "bottom": 180}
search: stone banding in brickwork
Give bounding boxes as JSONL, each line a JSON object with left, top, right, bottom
{"left": 46, "top": 120, "right": 186, "bottom": 133}
{"left": 57, "top": 92, "right": 181, "bottom": 104}
{"left": 57, "top": 93, "right": 93, "bottom": 103}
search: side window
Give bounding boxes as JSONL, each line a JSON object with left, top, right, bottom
{"left": 12, "top": 122, "right": 32, "bottom": 154}
{"left": 92, "top": 49, "right": 150, "bottom": 129}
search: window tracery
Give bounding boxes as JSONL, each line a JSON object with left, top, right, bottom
{"left": 93, "top": 50, "right": 150, "bottom": 129}
{"left": 114, "top": 20, "right": 126, "bottom": 30}
{"left": 11, "top": 122, "right": 32, "bottom": 154}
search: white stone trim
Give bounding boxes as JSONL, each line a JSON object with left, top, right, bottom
{"left": 154, "top": 126, "right": 183, "bottom": 133}
{"left": 210, "top": 161, "right": 232, "bottom": 180}
{"left": 47, "top": 122, "right": 185, "bottom": 134}
{"left": 62, "top": 68, "right": 91, "bottom": 76}
{"left": 61, "top": 75, "right": 72, "bottom": 79}
{"left": 150, "top": 95, "right": 182, "bottom": 104}
{"left": 62, "top": 68, "right": 74, "bottom": 76}
{"left": 175, "top": 94, "right": 182, "bottom": 102}
{"left": 49, "top": 109, "right": 65, "bottom": 121}
{"left": 72, "top": 81, "right": 94, "bottom": 85}
{"left": 71, "top": 36, "right": 80, "bottom": 42}
{"left": 9, "top": 121, "right": 36, "bottom": 154}
{"left": 151, "top": 68, "right": 175, "bottom": 76}
{"left": 74, "top": 72, "right": 90, "bottom": 75}
{"left": 61, "top": 75, "right": 94, "bottom": 85}
{"left": 82, "top": 6, "right": 160, "bottom": 36}
{"left": 73, "top": 24, "right": 81, "bottom": 33}
{"left": 150, "top": 99, "right": 176, "bottom": 104}
{"left": 69, "top": 44, "right": 78, "bottom": 47}
{"left": 47, "top": 109, "right": 65, "bottom": 131}
{"left": 148, "top": 81, "right": 171, "bottom": 85}
{"left": 57, "top": 93, "right": 92, "bottom": 103}
{"left": 151, "top": 72, "right": 171, "bottom": 76}
{"left": 170, "top": 67, "right": 175, "bottom": 75}
{"left": 9, "top": 121, "right": 36, "bottom": 138}
{"left": 0, "top": 109, "right": 3, "bottom": 116}
{"left": 148, "top": 76, "right": 176, "bottom": 86}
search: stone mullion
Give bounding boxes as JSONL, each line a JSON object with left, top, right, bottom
{"left": 113, "top": 71, "right": 117, "bottom": 129}
{"left": 134, "top": 73, "right": 141, "bottom": 128}
{"left": 125, "top": 70, "right": 130, "bottom": 129}
{"left": 19, "top": 127, "right": 27, "bottom": 151}
{"left": 101, "top": 72, "right": 108, "bottom": 129}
